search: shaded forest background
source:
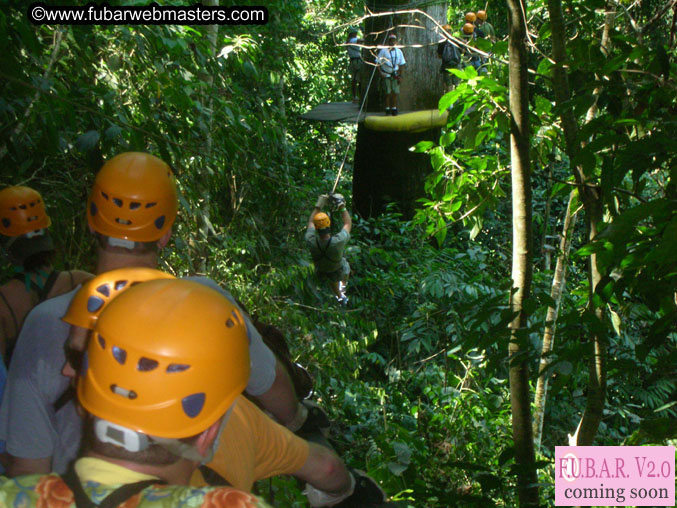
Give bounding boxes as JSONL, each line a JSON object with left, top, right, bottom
{"left": 1, "top": 0, "right": 675, "bottom": 506}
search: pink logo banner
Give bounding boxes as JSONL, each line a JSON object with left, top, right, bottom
{"left": 555, "top": 446, "right": 675, "bottom": 506}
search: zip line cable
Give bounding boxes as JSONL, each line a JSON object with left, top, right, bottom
{"left": 330, "top": 20, "right": 394, "bottom": 195}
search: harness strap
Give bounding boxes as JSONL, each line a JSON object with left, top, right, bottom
{"left": 36, "top": 270, "right": 60, "bottom": 302}
{"left": 198, "top": 465, "right": 232, "bottom": 487}
{"left": 315, "top": 236, "right": 341, "bottom": 264}
{"left": 0, "top": 290, "right": 19, "bottom": 338}
{"left": 61, "top": 463, "right": 165, "bottom": 508}
{"left": 53, "top": 385, "right": 76, "bottom": 413}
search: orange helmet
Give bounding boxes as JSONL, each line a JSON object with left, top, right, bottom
{"left": 463, "top": 23, "right": 475, "bottom": 35}
{"left": 87, "top": 152, "right": 178, "bottom": 242}
{"left": 0, "top": 186, "right": 51, "bottom": 237}
{"left": 476, "top": 10, "right": 487, "bottom": 21}
{"left": 78, "top": 279, "right": 250, "bottom": 439}
{"left": 465, "top": 12, "right": 477, "bottom": 22}
{"left": 313, "top": 212, "right": 331, "bottom": 229}
{"left": 62, "top": 267, "right": 174, "bottom": 330}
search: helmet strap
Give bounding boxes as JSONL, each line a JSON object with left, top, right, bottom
{"left": 107, "top": 236, "right": 137, "bottom": 250}
{"left": 93, "top": 404, "right": 235, "bottom": 462}
{"left": 94, "top": 418, "right": 150, "bottom": 453}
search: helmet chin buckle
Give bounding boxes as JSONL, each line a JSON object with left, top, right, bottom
{"left": 95, "top": 418, "right": 149, "bottom": 452}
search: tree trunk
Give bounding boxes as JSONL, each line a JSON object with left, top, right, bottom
{"left": 546, "top": 0, "right": 608, "bottom": 446}
{"left": 533, "top": 190, "right": 579, "bottom": 452}
{"left": 354, "top": 1, "right": 448, "bottom": 218}
{"left": 506, "top": 0, "right": 539, "bottom": 504}
{"left": 353, "top": 123, "right": 441, "bottom": 218}
{"left": 362, "top": 0, "right": 447, "bottom": 112}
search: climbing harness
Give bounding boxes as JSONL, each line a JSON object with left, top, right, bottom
{"left": 314, "top": 236, "right": 342, "bottom": 265}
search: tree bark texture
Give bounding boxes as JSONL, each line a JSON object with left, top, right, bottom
{"left": 353, "top": 123, "right": 441, "bottom": 218}
{"left": 533, "top": 190, "right": 579, "bottom": 452}
{"left": 546, "top": 0, "right": 607, "bottom": 447}
{"left": 363, "top": 0, "right": 447, "bottom": 111}
{"left": 506, "top": 0, "right": 539, "bottom": 504}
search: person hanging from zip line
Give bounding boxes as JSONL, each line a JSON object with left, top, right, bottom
{"left": 0, "top": 186, "right": 91, "bottom": 366}
{"left": 346, "top": 28, "right": 363, "bottom": 104}
{"left": 56, "top": 267, "right": 387, "bottom": 507}
{"left": 436, "top": 24, "right": 462, "bottom": 93}
{"left": 0, "top": 152, "right": 327, "bottom": 478}
{"left": 305, "top": 193, "right": 352, "bottom": 305}
{"left": 0, "top": 277, "right": 273, "bottom": 508}
{"left": 377, "top": 33, "right": 406, "bottom": 116}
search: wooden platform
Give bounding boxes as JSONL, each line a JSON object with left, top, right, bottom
{"left": 300, "top": 102, "right": 403, "bottom": 123}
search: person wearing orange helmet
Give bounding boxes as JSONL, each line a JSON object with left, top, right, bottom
{"left": 475, "top": 10, "right": 495, "bottom": 42}
{"left": 306, "top": 194, "right": 352, "bottom": 305}
{"left": 59, "top": 268, "right": 385, "bottom": 506}
{"left": 0, "top": 186, "right": 91, "bottom": 363}
{"left": 0, "top": 153, "right": 318, "bottom": 478}
{"left": 0, "top": 278, "right": 273, "bottom": 507}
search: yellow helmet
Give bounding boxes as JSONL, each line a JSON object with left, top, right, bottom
{"left": 78, "top": 279, "right": 251, "bottom": 439}
{"left": 313, "top": 212, "right": 331, "bottom": 229}
{"left": 465, "top": 12, "right": 477, "bottom": 22}
{"left": 476, "top": 10, "right": 487, "bottom": 21}
{"left": 0, "top": 186, "right": 51, "bottom": 237}
{"left": 87, "top": 152, "right": 178, "bottom": 242}
{"left": 62, "top": 267, "right": 174, "bottom": 330}
{"left": 463, "top": 23, "right": 475, "bottom": 35}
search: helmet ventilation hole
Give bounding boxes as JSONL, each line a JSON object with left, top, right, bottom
{"left": 97, "top": 284, "right": 110, "bottom": 297}
{"left": 112, "top": 346, "right": 127, "bottom": 365}
{"left": 167, "top": 363, "right": 190, "bottom": 373}
{"left": 137, "top": 357, "right": 159, "bottom": 372}
{"left": 87, "top": 296, "right": 105, "bottom": 313}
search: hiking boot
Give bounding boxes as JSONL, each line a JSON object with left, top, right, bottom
{"left": 333, "top": 470, "right": 387, "bottom": 508}
{"left": 391, "top": 108, "right": 398, "bottom": 116}
{"left": 297, "top": 400, "right": 331, "bottom": 438}
{"left": 336, "top": 295, "right": 349, "bottom": 306}
{"left": 292, "top": 362, "right": 314, "bottom": 400}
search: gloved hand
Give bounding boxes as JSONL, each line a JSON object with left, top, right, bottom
{"left": 315, "top": 194, "right": 329, "bottom": 209}
{"left": 331, "top": 193, "right": 346, "bottom": 210}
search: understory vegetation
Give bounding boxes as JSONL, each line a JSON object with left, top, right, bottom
{"left": 1, "top": 0, "right": 675, "bottom": 506}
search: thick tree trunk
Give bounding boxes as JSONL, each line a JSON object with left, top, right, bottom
{"left": 353, "top": 124, "right": 440, "bottom": 218}
{"left": 506, "top": 0, "right": 539, "bottom": 504}
{"left": 354, "top": 0, "right": 448, "bottom": 218}
{"left": 363, "top": 0, "right": 447, "bottom": 112}
{"left": 546, "top": 0, "right": 608, "bottom": 446}
{"left": 533, "top": 190, "right": 579, "bottom": 452}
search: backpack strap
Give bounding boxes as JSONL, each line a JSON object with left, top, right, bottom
{"left": 61, "top": 463, "right": 166, "bottom": 508}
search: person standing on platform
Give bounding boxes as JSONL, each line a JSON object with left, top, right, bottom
{"left": 377, "top": 33, "right": 406, "bottom": 116}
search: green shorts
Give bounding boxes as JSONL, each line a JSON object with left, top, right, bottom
{"left": 349, "top": 58, "right": 362, "bottom": 77}
{"left": 383, "top": 76, "right": 400, "bottom": 95}
{"left": 317, "top": 259, "right": 350, "bottom": 282}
